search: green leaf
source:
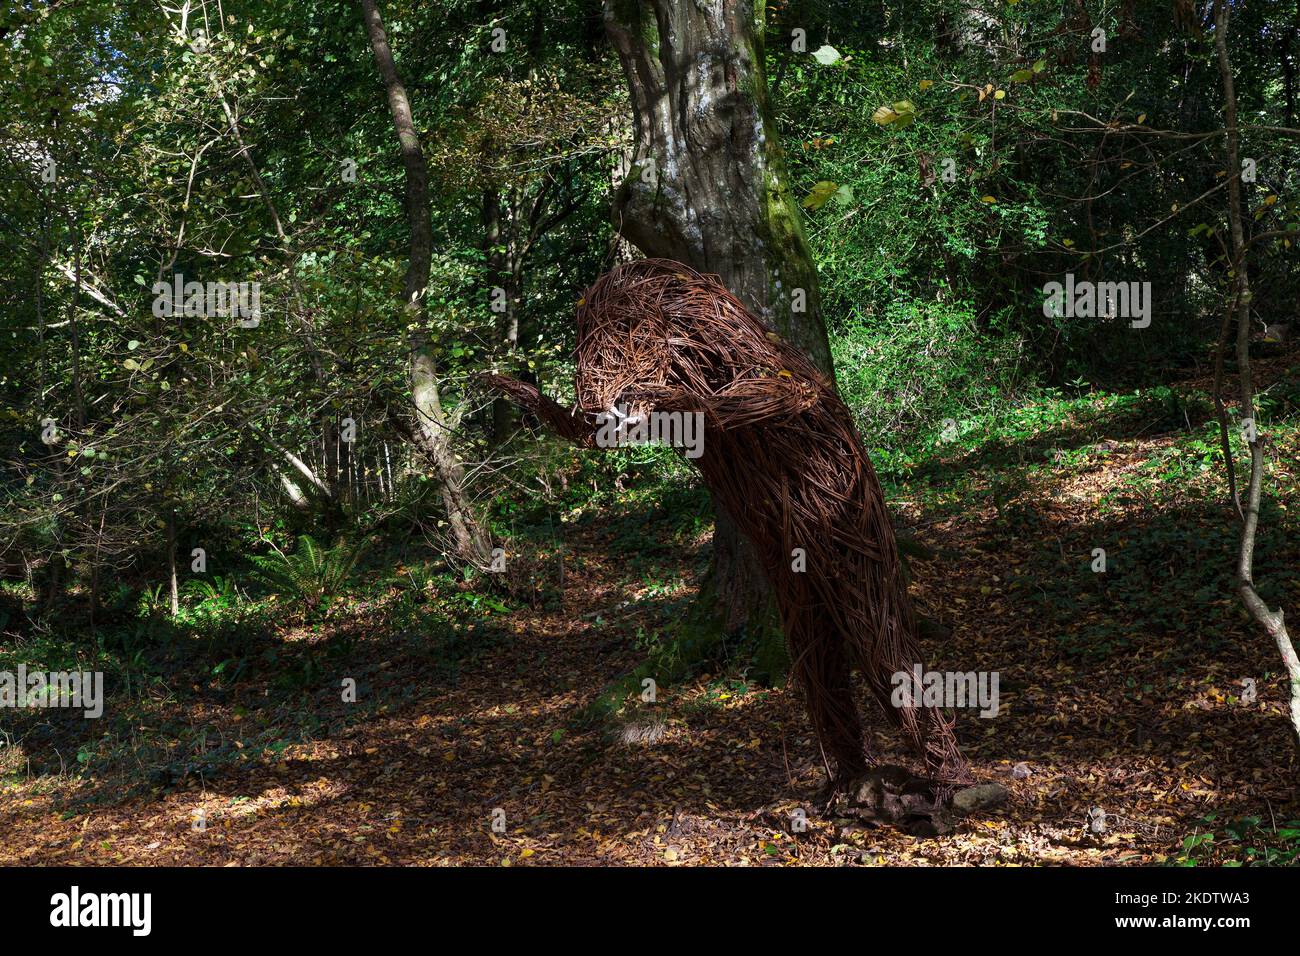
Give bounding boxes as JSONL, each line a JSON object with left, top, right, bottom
{"left": 801, "top": 181, "right": 840, "bottom": 210}
{"left": 811, "top": 45, "right": 841, "bottom": 66}
{"left": 873, "top": 100, "right": 917, "bottom": 128}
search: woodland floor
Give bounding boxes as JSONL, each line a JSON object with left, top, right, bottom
{"left": 3, "top": 353, "right": 1300, "bottom": 866}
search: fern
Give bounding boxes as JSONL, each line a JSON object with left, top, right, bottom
{"left": 183, "top": 574, "right": 237, "bottom": 603}
{"left": 249, "top": 535, "right": 368, "bottom": 614}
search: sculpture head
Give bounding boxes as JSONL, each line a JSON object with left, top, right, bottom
{"left": 572, "top": 259, "right": 776, "bottom": 424}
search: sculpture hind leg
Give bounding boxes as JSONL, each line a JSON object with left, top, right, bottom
{"left": 841, "top": 587, "right": 972, "bottom": 787}
{"left": 784, "top": 605, "right": 872, "bottom": 782}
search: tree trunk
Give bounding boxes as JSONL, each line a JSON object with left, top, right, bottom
{"left": 604, "top": 0, "right": 833, "bottom": 637}
{"left": 1214, "top": 0, "right": 1300, "bottom": 747}
{"left": 361, "top": 0, "right": 493, "bottom": 568}
{"left": 166, "top": 508, "right": 179, "bottom": 617}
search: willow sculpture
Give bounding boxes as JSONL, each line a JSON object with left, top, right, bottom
{"left": 485, "top": 259, "right": 969, "bottom": 787}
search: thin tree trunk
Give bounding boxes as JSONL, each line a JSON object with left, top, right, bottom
{"left": 166, "top": 508, "right": 179, "bottom": 616}
{"left": 70, "top": 216, "right": 95, "bottom": 621}
{"left": 157, "top": 140, "right": 211, "bottom": 617}
{"left": 360, "top": 0, "right": 492, "bottom": 567}
{"left": 252, "top": 425, "right": 334, "bottom": 499}
{"left": 326, "top": 416, "right": 339, "bottom": 498}
{"left": 1214, "top": 0, "right": 1300, "bottom": 747}
{"left": 276, "top": 466, "right": 313, "bottom": 510}
{"left": 36, "top": 217, "right": 47, "bottom": 406}
{"left": 384, "top": 441, "right": 394, "bottom": 500}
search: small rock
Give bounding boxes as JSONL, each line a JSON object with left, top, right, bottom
{"left": 950, "top": 783, "right": 1009, "bottom": 815}
{"left": 1011, "top": 761, "right": 1032, "bottom": 779}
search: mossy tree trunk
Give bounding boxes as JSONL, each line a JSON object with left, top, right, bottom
{"left": 604, "top": 0, "right": 833, "bottom": 652}
{"left": 361, "top": 0, "right": 493, "bottom": 569}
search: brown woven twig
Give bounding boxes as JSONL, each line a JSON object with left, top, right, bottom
{"left": 486, "top": 259, "right": 970, "bottom": 786}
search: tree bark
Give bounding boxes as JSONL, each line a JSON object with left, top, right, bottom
{"left": 361, "top": 0, "right": 493, "bottom": 568}
{"left": 604, "top": 0, "right": 833, "bottom": 635}
{"left": 1214, "top": 0, "right": 1300, "bottom": 747}
{"left": 166, "top": 508, "right": 179, "bottom": 617}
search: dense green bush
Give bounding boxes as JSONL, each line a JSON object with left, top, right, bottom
{"left": 832, "top": 298, "right": 1028, "bottom": 452}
